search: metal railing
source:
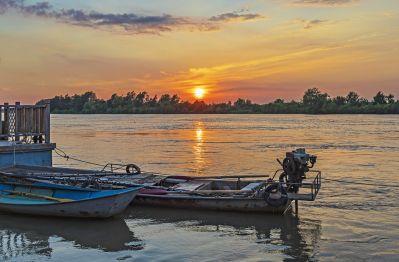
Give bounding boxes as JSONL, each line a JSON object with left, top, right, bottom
{"left": 286, "top": 170, "right": 322, "bottom": 201}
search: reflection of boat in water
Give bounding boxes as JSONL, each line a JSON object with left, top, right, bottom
{"left": 124, "top": 206, "right": 322, "bottom": 262}
{"left": 0, "top": 214, "right": 143, "bottom": 260}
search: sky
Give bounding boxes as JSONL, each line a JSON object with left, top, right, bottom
{"left": 0, "top": 0, "right": 398, "bottom": 103}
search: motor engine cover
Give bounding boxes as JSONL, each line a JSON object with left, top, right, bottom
{"left": 281, "top": 148, "right": 317, "bottom": 185}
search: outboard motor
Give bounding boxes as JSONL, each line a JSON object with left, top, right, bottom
{"left": 279, "top": 148, "right": 317, "bottom": 192}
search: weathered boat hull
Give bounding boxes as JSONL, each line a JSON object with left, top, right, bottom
{"left": 0, "top": 190, "right": 138, "bottom": 218}
{"left": 0, "top": 181, "right": 142, "bottom": 218}
{"left": 134, "top": 194, "right": 291, "bottom": 214}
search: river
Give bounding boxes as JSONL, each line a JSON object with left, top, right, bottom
{"left": 1, "top": 114, "right": 398, "bottom": 261}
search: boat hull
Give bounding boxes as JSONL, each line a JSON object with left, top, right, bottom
{"left": 0, "top": 183, "right": 141, "bottom": 218}
{"left": 134, "top": 194, "right": 291, "bottom": 214}
{"left": 0, "top": 188, "right": 140, "bottom": 218}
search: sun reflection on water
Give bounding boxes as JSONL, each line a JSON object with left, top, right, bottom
{"left": 193, "top": 122, "right": 206, "bottom": 175}
{"left": 196, "top": 128, "right": 203, "bottom": 142}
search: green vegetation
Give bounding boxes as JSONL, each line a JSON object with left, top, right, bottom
{"left": 37, "top": 88, "right": 399, "bottom": 114}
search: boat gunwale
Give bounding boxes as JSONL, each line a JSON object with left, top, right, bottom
{"left": 0, "top": 180, "right": 101, "bottom": 192}
{"left": 0, "top": 185, "right": 143, "bottom": 206}
{"left": 136, "top": 193, "right": 282, "bottom": 201}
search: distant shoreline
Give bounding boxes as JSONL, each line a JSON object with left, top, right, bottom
{"left": 37, "top": 88, "right": 399, "bottom": 114}
{"left": 49, "top": 112, "right": 398, "bottom": 115}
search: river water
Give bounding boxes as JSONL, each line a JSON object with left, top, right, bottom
{"left": 1, "top": 114, "right": 398, "bottom": 261}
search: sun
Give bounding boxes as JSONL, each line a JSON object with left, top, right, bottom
{"left": 194, "top": 87, "right": 205, "bottom": 99}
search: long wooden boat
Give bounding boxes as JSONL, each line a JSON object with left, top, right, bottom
{"left": 133, "top": 176, "right": 288, "bottom": 213}
{"left": 132, "top": 171, "right": 320, "bottom": 214}
{"left": 0, "top": 181, "right": 142, "bottom": 218}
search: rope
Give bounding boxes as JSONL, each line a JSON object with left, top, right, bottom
{"left": 323, "top": 177, "right": 399, "bottom": 188}
{"left": 54, "top": 147, "right": 105, "bottom": 167}
{"left": 54, "top": 147, "right": 132, "bottom": 173}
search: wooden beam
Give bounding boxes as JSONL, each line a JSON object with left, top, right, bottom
{"left": 0, "top": 105, "right": 3, "bottom": 136}
{"left": 4, "top": 103, "right": 9, "bottom": 137}
{"left": 44, "top": 101, "right": 50, "bottom": 143}
{"left": 15, "top": 102, "right": 20, "bottom": 141}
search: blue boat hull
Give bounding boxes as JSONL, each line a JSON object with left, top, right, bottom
{"left": 0, "top": 183, "right": 142, "bottom": 218}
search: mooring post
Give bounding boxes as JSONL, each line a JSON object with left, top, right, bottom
{"left": 295, "top": 200, "right": 299, "bottom": 215}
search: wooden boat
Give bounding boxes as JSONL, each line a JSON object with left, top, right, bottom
{"left": 131, "top": 172, "right": 320, "bottom": 214}
{"left": 132, "top": 176, "right": 287, "bottom": 213}
{"left": 130, "top": 147, "right": 321, "bottom": 214}
{"left": 0, "top": 181, "right": 142, "bottom": 218}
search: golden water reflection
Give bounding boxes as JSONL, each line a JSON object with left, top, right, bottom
{"left": 193, "top": 121, "right": 206, "bottom": 174}
{"left": 48, "top": 114, "right": 399, "bottom": 261}
{"left": 196, "top": 128, "right": 203, "bottom": 142}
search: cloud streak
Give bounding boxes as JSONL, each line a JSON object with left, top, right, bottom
{"left": 0, "top": 0, "right": 210, "bottom": 34}
{"left": 291, "top": 0, "right": 359, "bottom": 6}
{"left": 209, "top": 12, "right": 265, "bottom": 23}
{"left": 295, "top": 19, "right": 329, "bottom": 29}
{"left": 0, "top": 0, "right": 264, "bottom": 34}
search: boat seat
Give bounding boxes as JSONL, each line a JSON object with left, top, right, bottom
{"left": 173, "top": 181, "right": 205, "bottom": 191}
{"left": 240, "top": 182, "right": 262, "bottom": 191}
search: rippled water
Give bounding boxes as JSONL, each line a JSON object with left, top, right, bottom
{"left": 1, "top": 114, "right": 398, "bottom": 261}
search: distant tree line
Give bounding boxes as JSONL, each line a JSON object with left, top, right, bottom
{"left": 36, "top": 88, "right": 399, "bottom": 114}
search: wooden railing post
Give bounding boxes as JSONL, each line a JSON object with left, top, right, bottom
{"left": 0, "top": 104, "right": 3, "bottom": 137}
{"left": 44, "top": 101, "right": 51, "bottom": 143}
{"left": 3, "top": 103, "right": 9, "bottom": 139}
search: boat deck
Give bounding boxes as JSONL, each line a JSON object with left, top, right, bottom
{"left": 0, "top": 165, "right": 169, "bottom": 189}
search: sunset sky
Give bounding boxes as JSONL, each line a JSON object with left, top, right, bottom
{"left": 0, "top": 0, "right": 398, "bottom": 103}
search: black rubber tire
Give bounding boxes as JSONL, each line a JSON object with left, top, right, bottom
{"left": 264, "top": 184, "right": 288, "bottom": 207}
{"left": 126, "top": 164, "right": 141, "bottom": 175}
